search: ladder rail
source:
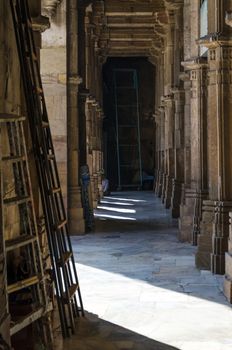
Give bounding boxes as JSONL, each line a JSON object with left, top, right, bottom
{"left": 10, "top": 0, "right": 84, "bottom": 337}
{"left": 10, "top": 2, "right": 69, "bottom": 337}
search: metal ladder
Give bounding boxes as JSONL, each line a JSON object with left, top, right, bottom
{"left": 0, "top": 113, "right": 53, "bottom": 347}
{"left": 10, "top": 0, "right": 84, "bottom": 338}
{"left": 113, "top": 69, "right": 143, "bottom": 190}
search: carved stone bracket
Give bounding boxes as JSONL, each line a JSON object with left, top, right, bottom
{"left": 68, "top": 75, "right": 83, "bottom": 86}
{"left": 32, "top": 15, "right": 50, "bottom": 32}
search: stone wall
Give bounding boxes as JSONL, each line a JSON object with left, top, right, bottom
{"left": 41, "top": 0, "right": 67, "bottom": 206}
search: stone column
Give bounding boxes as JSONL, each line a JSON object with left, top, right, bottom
{"left": 200, "top": 41, "right": 232, "bottom": 274}
{"left": 171, "top": 89, "right": 185, "bottom": 218}
{"left": 162, "top": 7, "right": 176, "bottom": 209}
{"left": 167, "top": 1, "right": 185, "bottom": 218}
{"left": 178, "top": 0, "right": 201, "bottom": 243}
{"left": 178, "top": 72, "right": 194, "bottom": 242}
{"left": 154, "top": 109, "right": 162, "bottom": 196}
{"left": 163, "top": 96, "right": 175, "bottom": 209}
{"left": 67, "top": 0, "right": 85, "bottom": 234}
{"left": 224, "top": 8, "right": 232, "bottom": 303}
{"left": 187, "top": 62, "right": 209, "bottom": 256}
{"left": 152, "top": 52, "right": 165, "bottom": 198}
{"left": 41, "top": 2, "right": 67, "bottom": 207}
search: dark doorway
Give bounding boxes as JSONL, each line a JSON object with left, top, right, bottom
{"left": 102, "top": 57, "right": 156, "bottom": 191}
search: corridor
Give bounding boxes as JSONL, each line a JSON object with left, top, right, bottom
{"left": 64, "top": 192, "right": 232, "bottom": 350}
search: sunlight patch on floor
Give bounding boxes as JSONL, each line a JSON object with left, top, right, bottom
{"left": 76, "top": 263, "right": 232, "bottom": 350}
{"left": 94, "top": 213, "right": 137, "bottom": 221}
{"left": 100, "top": 200, "right": 135, "bottom": 206}
{"left": 104, "top": 196, "right": 147, "bottom": 203}
{"left": 97, "top": 205, "right": 136, "bottom": 214}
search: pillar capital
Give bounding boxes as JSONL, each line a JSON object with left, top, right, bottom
{"left": 68, "top": 74, "right": 83, "bottom": 86}
{"left": 32, "top": 15, "right": 50, "bottom": 32}
{"left": 181, "top": 57, "right": 208, "bottom": 71}
{"left": 198, "top": 33, "right": 232, "bottom": 50}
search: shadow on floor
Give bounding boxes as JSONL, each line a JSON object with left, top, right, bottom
{"left": 72, "top": 192, "right": 228, "bottom": 306}
{"left": 62, "top": 311, "right": 180, "bottom": 350}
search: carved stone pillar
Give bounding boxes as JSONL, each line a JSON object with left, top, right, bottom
{"left": 163, "top": 97, "right": 175, "bottom": 209}
{"left": 161, "top": 6, "right": 176, "bottom": 209}
{"left": 224, "top": 7, "right": 232, "bottom": 303}
{"left": 171, "top": 89, "right": 185, "bottom": 218}
{"left": 154, "top": 110, "right": 161, "bottom": 194}
{"left": 225, "top": 212, "right": 232, "bottom": 302}
{"left": 67, "top": 0, "right": 85, "bottom": 234}
{"left": 199, "top": 41, "right": 232, "bottom": 274}
{"left": 178, "top": 72, "right": 193, "bottom": 242}
{"left": 178, "top": 0, "right": 199, "bottom": 242}
{"left": 179, "top": 59, "right": 208, "bottom": 244}
{"left": 154, "top": 107, "right": 165, "bottom": 197}
{"left": 188, "top": 62, "right": 208, "bottom": 247}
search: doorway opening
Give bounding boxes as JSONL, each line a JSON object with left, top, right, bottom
{"left": 102, "top": 57, "right": 156, "bottom": 191}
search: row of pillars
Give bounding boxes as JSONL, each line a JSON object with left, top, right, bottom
{"left": 67, "top": 0, "right": 105, "bottom": 233}
{"left": 153, "top": 0, "right": 232, "bottom": 302}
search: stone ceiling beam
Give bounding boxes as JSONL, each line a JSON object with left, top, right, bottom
{"left": 107, "top": 23, "right": 159, "bottom": 28}
{"left": 105, "top": 12, "right": 156, "bottom": 17}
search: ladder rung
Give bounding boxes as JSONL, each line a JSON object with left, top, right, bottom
{"left": 118, "top": 125, "right": 137, "bottom": 127}
{"left": 47, "top": 154, "right": 55, "bottom": 160}
{"left": 42, "top": 121, "right": 49, "bottom": 128}
{"left": 51, "top": 187, "right": 61, "bottom": 194}
{"left": 10, "top": 302, "right": 53, "bottom": 336}
{"left": 7, "top": 275, "right": 40, "bottom": 294}
{"left": 36, "top": 87, "right": 43, "bottom": 95}
{"left": 0, "top": 113, "right": 26, "bottom": 123}
{"left": 62, "top": 284, "right": 78, "bottom": 303}
{"left": 58, "top": 251, "right": 72, "bottom": 266}
{"left": 2, "top": 155, "right": 26, "bottom": 163}
{"left": 27, "top": 19, "right": 32, "bottom": 28}
{"left": 5, "top": 235, "right": 37, "bottom": 252}
{"left": 56, "top": 219, "right": 67, "bottom": 230}
{"left": 32, "top": 52, "right": 37, "bottom": 61}
{"left": 3, "top": 195, "right": 31, "bottom": 206}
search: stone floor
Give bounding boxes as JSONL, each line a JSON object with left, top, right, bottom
{"left": 62, "top": 191, "right": 232, "bottom": 350}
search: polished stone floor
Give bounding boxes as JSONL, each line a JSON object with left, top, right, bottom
{"left": 62, "top": 191, "right": 232, "bottom": 350}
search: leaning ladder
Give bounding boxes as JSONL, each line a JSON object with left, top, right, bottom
{"left": 0, "top": 113, "right": 53, "bottom": 347}
{"left": 10, "top": 0, "right": 84, "bottom": 338}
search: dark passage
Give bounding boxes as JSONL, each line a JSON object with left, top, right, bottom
{"left": 102, "top": 57, "right": 156, "bottom": 191}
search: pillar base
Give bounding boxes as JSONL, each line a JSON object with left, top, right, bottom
{"left": 224, "top": 248, "right": 232, "bottom": 302}
{"left": 171, "top": 179, "right": 182, "bottom": 218}
{"left": 155, "top": 169, "right": 163, "bottom": 198}
{"left": 69, "top": 207, "right": 85, "bottom": 234}
{"left": 161, "top": 173, "right": 167, "bottom": 203}
{"left": 192, "top": 190, "right": 208, "bottom": 246}
{"left": 68, "top": 186, "right": 85, "bottom": 235}
{"left": 224, "top": 212, "right": 232, "bottom": 302}
{"left": 164, "top": 175, "right": 173, "bottom": 209}
{"left": 178, "top": 188, "right": 195, "bottom": 242}
{"left": 195, "top": 200, "right": 215, "bottom": 270}
{"left": 211, "top": 201, "right": 232, "bottom": 274}
{"left": 223, "top": 273, "right": 232, "bottom": 303}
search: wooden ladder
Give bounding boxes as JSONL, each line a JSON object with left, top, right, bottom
{"left": 10, "top": 0, "right": 84, "bottom": 338}
{"left": 0, "top": 113, "right": 53, "bottom": 347}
